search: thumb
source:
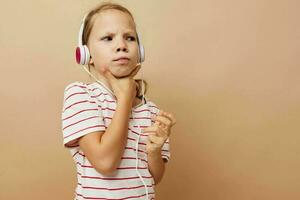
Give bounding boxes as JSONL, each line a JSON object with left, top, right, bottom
{"left": 101, "top": 67, "right": 116, "bottom": 82}
{"left": 128, "top": 64, "right": 141, "bottom": 78}
{"left": 154, "top": 120, "right": 160, "bottom": 127}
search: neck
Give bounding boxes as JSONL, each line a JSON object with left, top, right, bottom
{"left": 93, "top": 74, "right": 142, "bottom": 105}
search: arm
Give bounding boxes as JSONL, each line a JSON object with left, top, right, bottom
{"left": 147, "top": 151, "right": 167, "bottom": 185}
{"left": 78, "top": 97, "right": 132, "bottom": 176}
{"left": 143, "top": 109, "right": 176, "bottom": 184}
{"left": 66, "top": 66, "right": 140, "bottom": 176}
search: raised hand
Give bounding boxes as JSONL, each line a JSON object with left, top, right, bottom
{"left": 100, "top": 64, "right": 141, "bottom": 103}
{"left": 142, "top": 110, "right": 176, "bottom": 155}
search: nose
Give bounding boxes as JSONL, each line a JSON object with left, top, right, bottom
{"left": 116, "top": 38, "right": 128, "bottom": 53}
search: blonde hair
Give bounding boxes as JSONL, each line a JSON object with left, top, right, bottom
{"left": 82, "top": 2, "right": 148, "bottom": 98}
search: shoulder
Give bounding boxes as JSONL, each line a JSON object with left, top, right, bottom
{"left": 146, "top": 99, "right": 161, "bottom": 115}
{"left": 63, "top": 81, "right": 93, "bottom": 92}
{"left": 62, "top": 81, "right": 100, "bottom": 112}
{"left": 63, "top": 81, "right": 99, "bottom": 99}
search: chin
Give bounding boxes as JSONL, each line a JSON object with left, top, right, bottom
{"left": 111, "top": 65, "right": 135, "bottom": 78}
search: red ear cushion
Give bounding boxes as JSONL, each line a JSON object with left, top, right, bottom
{"left": 75, "top": 45, "right": 90, "bottom": 65}
{"left": 75, "top": 46, "right": 87, "bottom": 65}
{"left": 75, "top": 47, "right": 81, "bottom": 64}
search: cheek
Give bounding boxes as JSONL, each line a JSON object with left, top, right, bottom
{"left": 91, "top": 48, "right": 110, "bottom": 64}
{"left": 131, "top": 46, "right": 139, "bottom": 61}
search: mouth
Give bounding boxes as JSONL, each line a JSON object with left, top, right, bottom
{"left": 113, "top": 57, "right": 130, "bottom": 65}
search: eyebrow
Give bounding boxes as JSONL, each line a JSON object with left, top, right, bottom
{"left": 102, "top": 31, "right": 136, "bottom": 35}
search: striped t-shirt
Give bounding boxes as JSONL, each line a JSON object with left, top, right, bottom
{"left": 61, "top": 81, "right": 170, "bottom": 200}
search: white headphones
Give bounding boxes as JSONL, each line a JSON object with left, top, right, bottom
{"left": 75, "top": 14, "right": 145, "bottom": 65}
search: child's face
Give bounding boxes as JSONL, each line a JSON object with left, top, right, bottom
{"left": 87, "top": 9, "right": 140, "bottom": 78}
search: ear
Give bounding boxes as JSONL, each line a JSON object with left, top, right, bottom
{"left": 89, "top": 56, "right": 94, "bottom": 66}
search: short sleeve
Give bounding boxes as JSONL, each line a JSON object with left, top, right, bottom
{"left": 61, "top": 82, "right": 106, "bottom": 148}
{"left": 161, "top": 137, "right": 171, "bottom": 162}
{"left": 150, "top": 101, "right": 171, "bottom": 162}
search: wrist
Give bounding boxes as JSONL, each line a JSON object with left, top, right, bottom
{"left": 117, "top": 96, "right": 132, "bottom": 105}
{"left": 147, "top": 149, "right": 162, "bottom": 158}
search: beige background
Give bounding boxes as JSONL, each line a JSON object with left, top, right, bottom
{"left": 1, "top": 0, "right": 300, "bottom": 199}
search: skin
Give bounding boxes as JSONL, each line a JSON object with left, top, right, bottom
{"left": 81, "top": 9, "right": 177, "bottom": 184}
{"left": 87, "top": 9, "right": 140, "bottom": 90}
{"left": 145, "top": 110, "right": 177, "bottom": 184}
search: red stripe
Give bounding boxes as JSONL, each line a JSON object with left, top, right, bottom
{"left": 99, "top": 106, "right": 116, "bottom": 112}
{"left": 103, "top": 116, "right": 152, "bottom": 121}
{"left": 125, "top": 146, "right": 146, "bottom": 154}
{"left": 148, "top": 105, "right": 158, "bottom": 109}
{"left": 133, "top": 108, "right": 151, "bottom": 113}
{"left": 63, "top": 116, "right": 100, "bottom": 130}
{"left": 66, "top": 84, "right": 107, "bottom": 95}
{"left": 116, "top": 166, "right": 147, "bottom": 170}
{"left": 65, "top": 84, "right": 87, "bottom": 92}
{"left": 72, "top": 151, "right": 79, "bottom": 157}
{"left": 121, "top": 157, "right": 148, "bottom": 163}
{"left": 65, "top": 91, "right": 87, "bottom": 101}
{"left": 78, "top": 153, "right": 147, "bottom": 159}
{"left": 80, "top": 183, "right": 154, "bottom": 191}
{"left": 62, "top": 108, "right": 99, "bottom": 121}
{"left": 76, "top": 162, "right": 148, "bottom": 170}
{"left": 80, "top": 174, "right": 153, "bottom": 180}
{"left": 64, "top": 100, "right": 96, "bottom": 111}
{"left": 64, "top": 125, "right": 105, "bottom": 139}
{"left": 132, "top": 125, "right": 148, "bottom": 128}
{"left": 98, "top": 106, "right": 155, "bottom": 115}
{"left": 76, "top": 162, "right": 147, "bottom": 170}
{"left": 69, "top": 136, "right": 143, "bottom": 148}
{"left": 125, "top": 136, "right": 147, "bottom": 146}
{"left": 76, "top": 192, "right": 155, "bottom": 200}
{"left": 97, "top": 99, "right": 116, "bottom": 103}
{"left": 91, "top": 92, "right": 111, "bottom": 98}
{"left": 127, "top": 137, "right": 136, "bottom": 142}
{"left": 132, "top": 117, "right": 152, "bottom": 120}
{"left": 65, "top": 88, "right": 113, "bottom": 103}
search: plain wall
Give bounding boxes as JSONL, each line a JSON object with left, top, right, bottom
{"left": 1, "top": 0, "right": 299, "bottom": 199}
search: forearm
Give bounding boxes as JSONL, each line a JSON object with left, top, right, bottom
{"left": 99, "top": 98, "right": 132, "bottom": 170}
{"left": 147, "top": 151, "right": 165, "bottom": 185}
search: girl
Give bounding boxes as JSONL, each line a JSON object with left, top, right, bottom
{"left": 61, "top": 2, "right": 176, "bottom": 200}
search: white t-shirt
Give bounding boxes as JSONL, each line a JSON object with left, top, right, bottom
{"left": 61, "top": 81, "right": 170, "bottom": 200}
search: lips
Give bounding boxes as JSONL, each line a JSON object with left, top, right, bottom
{"left": 113, "top": 56, "right": 130, "bottom": 61}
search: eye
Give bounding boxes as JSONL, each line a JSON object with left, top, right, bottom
{"left": 127, "top": 36, "right": 136, "bottom": 41}
{"left": 101, "top": 36, "right": 112, "bottom": 41}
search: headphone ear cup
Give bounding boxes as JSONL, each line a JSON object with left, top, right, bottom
{"left": 75, "top": 45, "right": 90, "bottom": 65}
{"left": 75, "top": 46, "right": 85, "bottom": 65}
{"left": 139, "top": 44, "right": 145, "bottom": 63}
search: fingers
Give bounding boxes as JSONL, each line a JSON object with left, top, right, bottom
{"left": 100, "top": 67, "right": 117, "bottom": 82}
{"left": 142, "top": 125, "right": 168, "bottom": 138}
{"left": 154, "top": 115, "right": 172, "bottom": 127}
{"left": 153, "top": 120, "right": 160, "bottom": 127}
{"left": 151, "top": 110, "right": 176, "bottom": 132}
{"left": 100, "top": 64, "right": 141, "bottom": 80}
{"left": 157, "top": 110, "right": 177, "bottom": 126}
{"left": 128, "top": 64, "right": 141, "bottom": 78}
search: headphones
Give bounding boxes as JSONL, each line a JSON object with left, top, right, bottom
{"left": 75, "top": 14, "right": 145, "bottom": 65}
